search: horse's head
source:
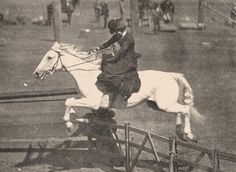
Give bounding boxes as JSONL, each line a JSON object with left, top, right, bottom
{"left": 34, "top": 42, "right": 102, "bottom": 80}
{"left": 33, "top": 42, "right": 63, "bottom": 80}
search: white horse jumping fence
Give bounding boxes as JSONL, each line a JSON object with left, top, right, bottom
{"left": 0, "top": 90, "right": 236, "bottom": 172}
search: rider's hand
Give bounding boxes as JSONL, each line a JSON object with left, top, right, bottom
{"left": 96, "top": 47, "right": 100, "bottom": 51}
{"left": 89, "top": 47, "right": 99, "bottom": 53}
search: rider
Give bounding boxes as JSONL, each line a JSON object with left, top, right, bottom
{"left": 95, "top": 19, "right": 141, "bottom": 101}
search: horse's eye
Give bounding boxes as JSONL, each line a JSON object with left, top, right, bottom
{"left": 47, "top": 56, "right": 53, "bottom": 60}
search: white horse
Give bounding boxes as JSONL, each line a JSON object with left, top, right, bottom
{"left": 33, "top": 42, "right": 204, "bottom": 142}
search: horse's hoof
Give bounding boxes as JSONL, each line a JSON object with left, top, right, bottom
{"left": 65, "top": 121, "right": 74, "bottom": 133}
{"left": 175, "top": 124, "right": 182, "bottom": 133}
{"left": 183, "top": 133, "right": 198, "bottom": 143}
{"left": 175, "top": 125, "right": 187, "bottom": 141}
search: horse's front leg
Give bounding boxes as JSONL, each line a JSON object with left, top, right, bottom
{"left": 65, "top": 97, "right": 101, "bottom": 109}
{"left": 63, "top": 106, "right": 76, "bottom": 132}
{"left": 63, "top": 97, "right": 101, "bottom": 131}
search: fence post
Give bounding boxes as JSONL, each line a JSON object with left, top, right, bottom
{"left": 125, "top": 123, "right": 131, "bottom": 172}
{"left": 130, "top": 0, "right": 139, "bottom": 33}
{"left": 169, "top": 136, "right": 177, "bottom": 172}
{"left": 213, "top": 149, "right": 220, "bottom": 172}
{"left": 198, "top": 0, "right": 205, "bottom": 23}
{"left": 52, "top": 0, "right": 62, "bottom": 42}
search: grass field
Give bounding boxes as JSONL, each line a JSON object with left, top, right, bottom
{"left": 0, "top": 0, "right": 236, "bottom": 171}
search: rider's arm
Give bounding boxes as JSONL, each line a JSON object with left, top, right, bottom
{"left": 97, "top": 34, "right": 121, "bottom": 51}
{"left": 115, "top": 37, "right": 132, "bottom": 58}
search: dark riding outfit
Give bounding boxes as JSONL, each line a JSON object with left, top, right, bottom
{"left": 95, "top": 19, "right": 141, "bottom": 100}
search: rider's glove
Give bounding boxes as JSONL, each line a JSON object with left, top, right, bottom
{"left": 89, "top": 47, "right": 98, "bottom": 53}
{"left": 96, "top": 47, "right": 100, "bottom": 51}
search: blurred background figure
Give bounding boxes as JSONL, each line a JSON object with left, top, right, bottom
{"left": 46, "top": 3, "right": 53, "bottom": 25}
{"left": 101, "top": 1, "right": 109, "bottom": 28}
{"left": 77, "top": 0, "right": 81, "bottom": 6}
{"left": 0, "top": 13, "right": 4, "bottom": 22}
{"left": 119, "top": 0, "right": 125, "bottom": 20}
{"left": 138, "top": 0, "right": 145, "bottom": 27}
{"left": 230, "top": 2, "right": 236, "bottom": 29}
{"left": 0, "top": 12, "right": 4, "bottom": 27}
{"left": 151, "top": 3, "right": 162, "bottom": 34}
{"left": 138, "top": 0, "right": 152, "bottom": 27}
{"left": 94, "top": 0, "right": 102, "bottom": 23}
{"left": 160, "top": 0, "right": 175, "bottom": 23}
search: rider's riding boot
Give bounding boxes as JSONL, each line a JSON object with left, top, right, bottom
{"left": 120, "top": 87, "right": 131, "bottom": 101}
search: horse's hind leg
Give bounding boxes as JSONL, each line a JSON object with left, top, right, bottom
{"left": 157, "top": 102, "right": 197, "bottom": 142}
{"left": 175, "top": 113, "right": 184, "bottom": 139}
{"left": 184, "top": 113, "right": 197, "bottom": 142}
{"left": 168, "top": 105, "right": 197, "bottom": 142}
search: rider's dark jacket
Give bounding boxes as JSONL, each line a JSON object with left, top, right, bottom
{"left": 98, "top": 31, "right": 139, "bottom": 75}
{"left": 96, "top": 30, "right": 141, "bottom": 98}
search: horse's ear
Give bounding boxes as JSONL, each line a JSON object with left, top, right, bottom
{"left": 54, "top": 42, "right": 59, "bottom": 47}
{"left": 52, "top": 42, "right": 60, "bottom": 50}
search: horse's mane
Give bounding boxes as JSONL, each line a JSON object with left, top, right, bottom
{"left": 58, "top": 43, "right": 82, "bottom": 56}
{"left": 57, "top": 43, "right": 100, "bottom": 61}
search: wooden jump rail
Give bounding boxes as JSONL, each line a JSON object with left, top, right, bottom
{"left": 82, "top": 120, "right": 236, "bottom": 172}
{"left": 0, "top": 88, "right": 77, "bottom": 104}
{"left": 0, "top": 88, "right": 77, "bottom": 100}
{"left": 0, "top": 120, "right": 236, "bottom": 172}
{"left": 0, "top": 90, "right": 236, "bottom": 171}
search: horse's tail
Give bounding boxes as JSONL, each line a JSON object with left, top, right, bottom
{"left": 171, "top": 72, "right": 205, "bottom": 123}
{"left": 190, "top": 106, "right": 205, "bottom": 124}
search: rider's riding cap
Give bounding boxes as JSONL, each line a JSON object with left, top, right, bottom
{"left": 108, "top": 19, "right": 118, "bottom": 34}
{"left": 108, "top": 19, "right": 126, "bottom": 34}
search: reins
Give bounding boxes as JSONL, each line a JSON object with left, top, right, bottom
{"left": 50, "top": 45, "right": 114, "bottom": 72}
{"left": 50, "top": 48, "right": 102, "bottom": 72}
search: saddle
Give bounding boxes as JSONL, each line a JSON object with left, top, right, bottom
{"left": 96, "top": 70, "right": 141, "bottom": 108}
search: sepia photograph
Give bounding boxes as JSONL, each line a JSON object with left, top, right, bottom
{"left": 0, "top": 0, "right": 235, "bottom": 171}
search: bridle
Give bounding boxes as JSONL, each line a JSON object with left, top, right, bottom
{"left": 49, "top": 48, "right": 101, "bottom": 72}
{"left": 50, "top": 49, "right": 64, "bottom": 72}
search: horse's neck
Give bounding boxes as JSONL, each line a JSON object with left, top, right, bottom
{"left": 61, "top": 53, "right": 101, "bottom": 96}
{"left": 69, "top": 70, "right": 101, "bottom": 97}
{"left": 63, "top": 52, "right": 100, "bottom": 69}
